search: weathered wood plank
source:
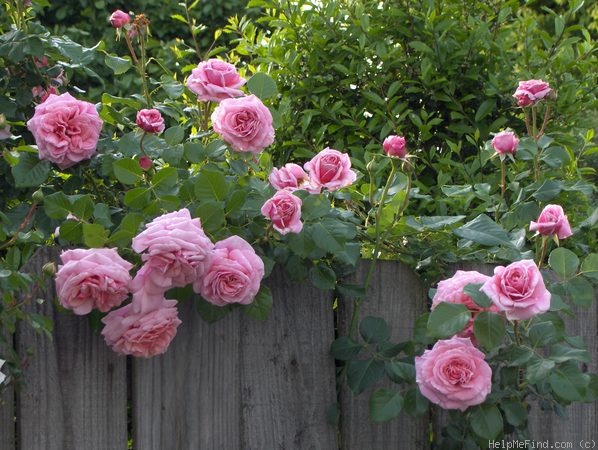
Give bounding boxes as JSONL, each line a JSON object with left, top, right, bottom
{"left": 0, "top": 333, "right": 15, "bottom": 450}
{"left": 132, "top": 298, "right": 243, "bottom": 450}
{"left": 241, "top": 266, "right": 338, "bottom": 450}
{"left": 133, "top": 266, "right": 338, "bottom": 450}
{"left": 527, "top": 300, "right": 598, "bottom": 445}
{"left": 16, "top": 247, "right": 128, "bottom": 450}
{"left": 337, "top": 260, "right": 429, "bottom": 450}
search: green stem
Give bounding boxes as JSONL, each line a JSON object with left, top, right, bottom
{"left": 348, "top": 161, "right": 398, "bottom": 337}
{"left": 538, "top": 236, "right": 549, "bottom": 269}
{"left": 184, "top": 0, "right": 202, "bottom": 57}
{"left": 138, "top": 34, "right": 152, "bottom": 107}
{"left": 496, "top": 157, "right": 506, "bottom": 221}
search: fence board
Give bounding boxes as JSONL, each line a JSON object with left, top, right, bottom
{"left": 15, "top": 247, "right": 128, "bottom": 450}
{"left": 337, "top": 260, "right": 429, "bottom": 450}
{"left": 0, "top": 336, "right": 14, "bottom": 450}
{"left": 133, "top": 266, "right": 338, "bottom": 450}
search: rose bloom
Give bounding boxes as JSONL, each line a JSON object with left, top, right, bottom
{"left": 109, "top": 10, "right": 130, "bottom": 28}
{"left": 101, "top": 298, "right": 182, "bottom": 358}
{"left": 136, "top": 108, "right": 165, "bottom": 134}
{"left": 26, "top": 92, "right": 103, "bottom": 169}
{"left": 268, "top": 163, "right": 321, "bottom": 194}
{"left": 432, "top": 270, "right": 501, "bottom": 343}
{"left": 211, "top": 95, "right": 275, "bottom": 153}
{"left": 491, "top": 130, "right": 519, "bottom": 155}
{"left": 513, "top": 79, "right": 552, "bottom": 107}
{"left": 303, "top": 147, "right": 357, "bottom": 191}
{"left": 138, "top": 155, "right": 153, "bottom": 170}
{"left": 186, "top": 59, "right": 246, "bottom": 102}
{"left": 261, "top": 190, "right": 303, "bottom": 235}
{"left": 55, "top": 248, "right": 133, "bottom": 315}
{"left": 481, "top": 259, "right": 550, "bottom": 321}
{"left": 132, "top": 209, "right": 214, "bottom": 289}
{"left": 31, "top": 85, "right": 58, "bottom": 103}
{"left": 415, "top": 336, "right": 492, "bottom": 411}
{"left": 529, "top": 204, "right": 573, "bottom": 240}
{"left": 383, "top": 135, "right": 407, "bottom": 158}
{"left": 194, "top": 235, "right": 265, "bottom": 307}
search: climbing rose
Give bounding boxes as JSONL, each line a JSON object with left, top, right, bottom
{"left": 383, "top": 135, "right": 407, "bottom": 158}
{"left": 211, "top": 95, "right": 274, "bottom": 153}
{"left": 303, "top": 148, "right": 356, "bottom": 191}
{"left": 186, "top": 59, "right": 246, "bottom": 102}
{"left": 55, "top": 248, "right": 133, "bottom": 315}
{"left": 480, "top": 259, "right": 550, "bottom": 321}
{"left": 109, "top": 10, "right": 130, "bottom": 28}
{"left": 268, "top": 163, "right": 321, "bottom": 194}
{"left": 101, "top": 298, "right": 182, "bottom": 358}
{"left": 136, "top": 109, "right": 165, "bottom": 134}
{"left": 26, "top": 93, "right": 103, "bottom": 169}
{"left": 415, "top": 336, "right": 492, "bottom": 411}
{"left": 261, "top": 190, "right": 303, "bottom": 235}
{"left": 491, "top": 130, "right": 519, "bottom": 155}
{"left": 513, "top": 79, "right": 552, "bottom": 107}
{"left": 194, "top": 235, "right": 265, "bottom": 307}
{"left": 432, "top": 270, "right": 501, "bottom": 344}
{"left": 131, "top": 209, "right": 214, "bottom": 289}
{"left": 529, "top": 204, "right": 573, "bottom": 240}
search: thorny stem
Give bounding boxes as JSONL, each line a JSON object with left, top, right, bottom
{"left": 523, "top": 108, "right": 533, "bottom": 138}
{"left": 496, "top": 157, "right": 506, "bottom": 221}
{"left": 184, "top": 0, "right": 201, "bottom": 57}
{"left": 138, "top": 33, "right": 152, "bottom": 107}
{"left": 0, "top": 202, "right": 37, "bottom": 251}
{"left": 123, "top": 32, "right": 139, "bottom": 66}
{"left": 537, "top": 236, "right": 549, "bottom": 269}
{"left": 537, "top": 106, "right": 551, "bottom": 140}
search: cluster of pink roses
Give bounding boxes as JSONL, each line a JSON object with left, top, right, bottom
{"left": 418, "top": 257, "right": 551, "bottom": 410}
{"left": 54, "top": 209, "right": 265, "bottom": 357}
{"left": 261, "top": 148, "right": 357, "bottom": 234}
{"left": 186, "top": 58, "right": 275, "bottom": 154}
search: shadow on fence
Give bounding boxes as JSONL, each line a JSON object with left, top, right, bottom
{"left": 0, "top": 247, "right": 596, "bottom": 450}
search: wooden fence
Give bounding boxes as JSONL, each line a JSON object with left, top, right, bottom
{"left": 0, "top": 248, "right": 596, "bottom": 450}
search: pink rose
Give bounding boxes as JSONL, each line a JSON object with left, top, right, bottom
{"left": 513, "top": 79, "right": 552, "bottom": 107}
{"left": 109, "top": 10, "right": 130, "bottom": 28}
{"left": 186, "top": 59, "right": 246, "bottom": 102}
{"left": 136, "top": 109, "right": 165, "bottom": 134}
{"left": 261, "top": 190, "right": 303, "bottom": 235}
{"left": 138, "top": 155, "right": 153, "bottom": 170}
{"left": 432, "top": 270, "right": 501, "bottom": 343}
{"left": 303, "top": 148, "right": 357, "bottom": 191}
{"left": 415, "top": 336, "right": 492, "bottom": 411}
{"left": 193, "top": 235, "right": 265, "bottom": 306}
{"left": 211, "top": 95, "right": 275, "bottom": 153}
{"left": 26, "top": 93, "right": 103, "bottom": 169}
{"left": 101, "top": 298, "right": 182, "bottom": 357}
{"left": 480, "top": 260, "right": 550, "bottom": 321}
{"left": 268, "top": 163, "right": 321, "bottom": 194}
{"left": 491, "top": 130, "right": 519, "bottom": 155}
{"left": 529, "top": 204, "right": 572, "bottom": 240}
{"left": 55, "top": 248, "right": 133, "bottom": 315}
{"left": 383, "top": 135, "right": 407, "bottom": 158}
{"left": 31, "top": 86, "right": 58, "bottom": 103}
{"left": 131, "top": 209, "right": 214, "bottom": 289}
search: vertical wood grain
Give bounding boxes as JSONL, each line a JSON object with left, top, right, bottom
{"left": 337, "top": 260, "right": 429, "bottom": 450}
{"left": 0, "top": 333, "right": 15, "bottom": 450}
{"left": 16, "top": 247, "right": 128, "bottom": 450}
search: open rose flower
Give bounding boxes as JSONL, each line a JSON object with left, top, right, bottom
{"left": 415, "top": 336, "right": 492, "bottom": 411}
{"left": 131, "top": 209, "right": 214, "bottom": 290}
{"left": 481, "top": 259, "right": 550, "bottom": 321}
{"left": 101, "top": 298, "right": 182, "bottom": 358}
{"left": 513, "top": 79, "right": 552, "bottom": 107}
{"left": 55, "top": 248, "right": 133, "bottom": 315}
{"left": 491, "top": 130, "right": 519, "bottom": 156}
{"left": 303, "top": 148, "right": 356, "bottom": 191}
{"left": 261, "top": 190, "right": 303, "bottom": 235}
{"left": 26, "top": 92, "right": 103, "bottom": 169}
{"left": 432, "top": 270, "right": 501, "bottom": 344}
{"left": 211, "top": 95, "right": 274, "bottom": 153}
{"left": 383, "top": 135, "right": 407, "bottom": 158}
{"left": 193, "top": 235, "right": 265, "bottom": 306}
{"left": 136, "top": 108, "right": 165, "bottom": 134}
{"left": 269, "top": 163, "right": 321, "bottom": 194}
{"left": 529, "top": 204, "right": 572, "bottom": 240}
{"left": 186, "top": 59, "right": 246, "bottom": 102}
{"left": 109, "top": 10, "right": 130, "bottom": 28}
